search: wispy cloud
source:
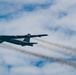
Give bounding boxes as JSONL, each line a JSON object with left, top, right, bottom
{"left": 0, "top": 0, "right": 76, "bottom": 75}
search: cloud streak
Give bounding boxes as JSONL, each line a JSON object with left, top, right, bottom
{"left": 1, "top": 44, "right": 76, "bottom": 68}
{"left": 0, "top": 0, "right": 76, "bottom": 75}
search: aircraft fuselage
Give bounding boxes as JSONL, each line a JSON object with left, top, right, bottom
{"left": 0, "top": 34, "right": 48, "bottom": 46}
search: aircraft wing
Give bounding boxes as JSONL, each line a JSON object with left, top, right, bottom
{"left": 4, "top": 39, "right": 37, "bottom": 46}
{"left": 28, "top": 34, "right": 48, "bottom": 38}
{"left": 1, "top": 34, "right": 48, "bottom": 39}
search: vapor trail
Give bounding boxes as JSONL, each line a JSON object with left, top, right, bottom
{"left": 36, "top": 44, "right": 76, "bottom": 57}
{"left": 34, "top": 38, "right": 76, "bottom": 52}
{"left": 0, "top": 44, "right": 76, "bottom": 68}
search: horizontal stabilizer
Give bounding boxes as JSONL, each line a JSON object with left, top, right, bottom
{"left": 22, "top": 42, "right": 37, "bottom": 46}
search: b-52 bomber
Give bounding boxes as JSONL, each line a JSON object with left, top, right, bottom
{"left": 0, "top": 34, "right": 48, "bottom": 46}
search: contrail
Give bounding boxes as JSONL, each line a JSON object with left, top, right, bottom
{"left": 36, "top": 44, "right": 76, "bottom": 57}
{"left": 0, "top": 44, "right": 76, "bottom": 68}
{"left": 34, "top": 38, "right": 76, "bottom": 52}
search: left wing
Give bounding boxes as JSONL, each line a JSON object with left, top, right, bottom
{"left": 27, "top": 34, "right": 48, "bottom": 38}
{"left": 1, "top": 34, "right": 48, "bottom": 39}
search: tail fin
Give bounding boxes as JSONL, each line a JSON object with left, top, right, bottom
{"left": 23, "top": 37, "right": 30, "bottom": 43}
{"left": 23, "top": 33, "right": 31, "bottom": 42}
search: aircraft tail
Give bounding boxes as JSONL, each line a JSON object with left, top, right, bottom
{"left": 23, "top": 34, "right": 37, "bottom": 46}
{"left": 23, "top": 37, "right": 30, "bottom": 43}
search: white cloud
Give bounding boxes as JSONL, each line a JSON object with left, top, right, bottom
{"left": 0, "top": 0, "right": 76, "bottom": 75}
{"left": 1, "top": 0, "right": 53, "bottom": 4}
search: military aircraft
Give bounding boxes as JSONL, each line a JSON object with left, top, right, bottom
{"left": 0, "top": 34, "right": 48, "bottom": 46}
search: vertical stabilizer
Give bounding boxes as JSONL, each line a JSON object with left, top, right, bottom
{"left": 23, "top": 37, "right": 30, "bottom": 43}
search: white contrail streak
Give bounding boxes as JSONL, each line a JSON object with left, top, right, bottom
{"left": 34, "top": 38, "right": 76, "bottom": 52}
{"left": 36, "top": 44, "right": 76, "bottom": 57}
{"left": 0, "top": 44, "right": 76, "bottom": 68}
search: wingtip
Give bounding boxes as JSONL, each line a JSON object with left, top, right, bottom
{"left": 44, "top": 34, "right": 48, "bottom": 36}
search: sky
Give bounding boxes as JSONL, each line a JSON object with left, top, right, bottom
{"left": 0, "top": 0, "right": 76, "bottom": 75}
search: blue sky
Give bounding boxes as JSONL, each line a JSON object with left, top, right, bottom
{"left": 0, "top": 0, "right": 76, "bottom": 75}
